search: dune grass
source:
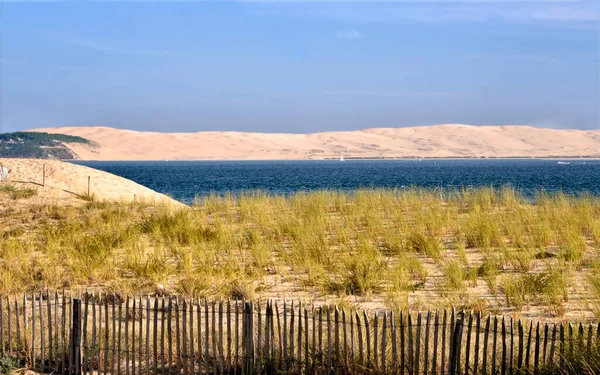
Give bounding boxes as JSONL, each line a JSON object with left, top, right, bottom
{"left": 0, "top": 186, "right": 599, "bottom": 320}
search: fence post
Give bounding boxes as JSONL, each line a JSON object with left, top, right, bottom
{"left": 448, "top": 316, "right": 464, "bottom": 375}
{"left": 70, "top": 299, "right": 82, "bottom": 375}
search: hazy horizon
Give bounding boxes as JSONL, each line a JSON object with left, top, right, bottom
{"left": 1, "top": 0, "right": 598, "bottom": 133}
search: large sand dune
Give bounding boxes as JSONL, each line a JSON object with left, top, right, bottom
{"left": 29, "top": 125, "right": 600, "bottom": 161}
{"left": 0, "top": 158, "right": 183, "bottom": 206}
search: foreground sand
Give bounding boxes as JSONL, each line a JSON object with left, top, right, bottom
{"left": 30, "top": 124, "right": 600, "bottom": 160}
{"left": 0, "top": 158, "right": 184, "bottom": 206}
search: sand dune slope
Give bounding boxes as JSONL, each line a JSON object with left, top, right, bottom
{"left": 0, "top": 158, "right": 183, "bottom": 206}
{"left": 30, "top": 125, "right": 600, "bottom": 160}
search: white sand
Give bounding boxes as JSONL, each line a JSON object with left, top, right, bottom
{"left": 29, "top": 124, "right": 600, "bottom": 161}
{"left": 0, "top": 158, "right": 184, "bottom": 206}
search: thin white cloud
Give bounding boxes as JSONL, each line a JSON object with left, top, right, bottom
{"left": 335, "top": 30, "right": 364, "bottom": 40}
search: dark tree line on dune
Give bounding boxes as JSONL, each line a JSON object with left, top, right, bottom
{"left": 0, "top": 132, "right": 92, "bottom": 159}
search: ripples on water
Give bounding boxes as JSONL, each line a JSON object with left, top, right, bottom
{"left": 74, "top": 159, "right": 600, "bottom": 203}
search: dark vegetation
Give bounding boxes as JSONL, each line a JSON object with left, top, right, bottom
{"left": 0, "top": 132, "right": 92, "bottom": 159}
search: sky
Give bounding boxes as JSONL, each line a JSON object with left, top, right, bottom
{"left": 0, "top": 0, "right": 598, "bottom": 133}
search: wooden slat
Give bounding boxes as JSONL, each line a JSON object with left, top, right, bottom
{"left": 40, "top": 292, "right": 45, "bottom": 372}
{"left": 548, "top": 324, "right": 557, "bottom": 366}
{"left": 168, "top": 299, "right": 173, "bottom": 375}
{"left": 525, "top": 321, "right": 533, "bottom": 369}
{"left": 464, "top": 312, "right": 472, "bottom": 375}
{"left": 105, "top": 297, "right": 110, "bottom": 375}
{"left": 492, "top": 316, "right": 498, "bottom": 375}
{"left": 333, "top": 307, "right": 338, "bottom": 373}
{"left": 482, "top": 314, "right": 491, "bottom": 375}
{"left": 356, "top": 311, "right": 363, "bottom": 372}
{"left": 264, "top": 302, "right": 270, "bottom": 373}
{"left": 196, "top": 299, "right": 201, "bottom": 375}
{"left": 407, "top": 313, "right": 413, "bottom": 374}
{"left": 54, "top": 292, "right": 59, "bottom": 374}
{"left": 111, "top": 296, "right": 116, "bottom": 375}
{"left": 313, "top": 306, "right": 317, "bottom": 375}
{"left": 517, "top": 319, "right": 523, "bottom": 369}
{"left": 118, "top": 296, "right": 123, "bottom": 375}
{"left": 125, "top": 296, "right": 130, "bottom": 375}
{"left": 400, "top": 311, "right": 405, "bottom": 375}
{"left": 543, "top": 323, "right": 549, "bottom": 366}
{"left": 501, "top": 317, "right": 507, "bottom": 375}
{"left": 181, "top": 299, "right": 188, "bottom": 375}
{"left": 342, "top": 309, "right": 347, "bottom": 370}
{"left": 219, "top": 300, "right": 224, "bottom": 375}
{"left": 373, "top": 313, "right": 378, "bottom": 373}
{"left": 92, "top": 295, "right": 98, "bottom": 375}
{"left": 227, "top": 300, "right": 232, "bottom": 375}
{"left": 297, "top": 303, "right": 302, "bottom": 375}
{"left": 15, "top": 298, "right": 20, "bottom": 364}
{"left": 290, "top": 302, "right": 295, "bottom": 374}
{"left": 47, "top": 291, "right": 53, "bottom": 371}
{"left": 364, "top": 310, "right": 370, "bottom": 372}
{"left": 586, "top": 324, "right": 593, "bottom": 358}
{"left": 327, "top": 307, "right": 332, "bottom": 375}
{"left": 350, "top": 310, "right": 355, "bottom": 375}
{"left": 82, "top": 289, "right": 91, "bottom": 375}
{"left": 98, "top": 293, "right": 103, "bottom": 375}
{"left": 415, "top": 312, "right": 421, "bottom": 375}
{"left": 137, "top": 297, "right": 143, "bottom": 375}
{"left": 441, "top": 310, "right": 447, "bottom": 375}
{"left": 146, "top": 297, "right": 151, "bottom": 375}
{"left": 32, "top": 293, "right": 37, "bottom": 370}
{"left": 381, "top": 312, "right": 387, "bottom": 374}
{"left": 424, "top": 310, "right": 431, "bottom": 375}
{"left": 212, "top": 300, "right": 217, "bottom": 374}
{"left": 534, "top": 322, "right": 540, "bottom": 375}
{"left": 62, "top": 291, "right": 67, "bottom": 375}
{"left": 204, "top": 299, "right": 209, "bottom": 375}
{"left": 304, "top": 306, "right": 309, "bottom": 375}
{"left": 275, "top": 303, "right": 281, "bottom": 373}
{"left": 257, "top": 301, "right": 262, "bottom": 374}
{"left": 432, "top": 310, "right": 439, "bottom": 375}
{"left": 568, "top": 323, "right": 573, "bottom": 362}
{"left": 175, "top": 299, "right": 181, "bottom": 375}
{"left": 474, "top": 312, "right": 481, "bottom": 375}
{"left": 283, "top": 301, "right": 288, "bottom": 373}
{"left": 153, "top": 298, "right": 159, "bottom": 375}
{"left": 510, "top": 318, "right": 514, "bottom": 375}
{"left": 559, "top": 323, "right": 565, "bottom": 369}
{"left": 189, "top": 299, "right": 194, "bottom": 375}
{"left": 391, "top": 312, "right": 397, "bottom": 375}
{"left": 455, "top": 312, "right": 466, "bottom": 375}
{"left": 8, "top": 297, "right": 12, "bottom": 356}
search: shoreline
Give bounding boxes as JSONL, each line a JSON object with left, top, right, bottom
{"left": 66, "top": 156, "right": 600, "bottom": 162}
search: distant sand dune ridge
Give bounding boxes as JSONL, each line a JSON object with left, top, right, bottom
{"left": 29, "top": 124, "right": 600, "bottom": 160}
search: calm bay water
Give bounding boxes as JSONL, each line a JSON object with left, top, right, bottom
{"left": 73, "top": 159, "right": 600, "bottom": 203}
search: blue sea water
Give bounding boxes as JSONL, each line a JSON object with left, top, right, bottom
{"left": 75, "top": 159, "right": 600, "bottom": 202}
{"left": 73, "top": 160, "right": 600, "bottom": 203}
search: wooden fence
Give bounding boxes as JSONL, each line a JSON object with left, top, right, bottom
{"left": 0, "top": 291, "right": 598, "bottom": 374}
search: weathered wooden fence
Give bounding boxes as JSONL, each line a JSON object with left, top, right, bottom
{"left": 0, "top": 291, "right": 598, "bottom": 374}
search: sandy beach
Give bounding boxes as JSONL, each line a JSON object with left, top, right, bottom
{"left": 0, "top": 158, "right": 184, "bottom": 206}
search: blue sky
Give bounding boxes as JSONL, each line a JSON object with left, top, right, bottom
{"left": 0, "top": 0, "right": 598, "bottom": 133}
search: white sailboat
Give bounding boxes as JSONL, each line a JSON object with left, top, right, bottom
{"left": 340, "top": 153, "right": 345, "bottom": 161}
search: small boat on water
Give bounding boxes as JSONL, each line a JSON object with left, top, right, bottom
{"left": 340, "top": 154, "right": 345, "bottom": 162}
{"left": 557, "top": 161, "right": 570, "bottom": 165}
